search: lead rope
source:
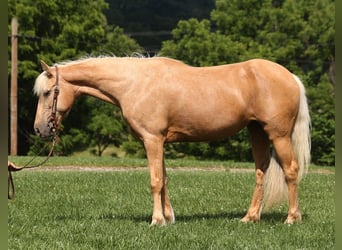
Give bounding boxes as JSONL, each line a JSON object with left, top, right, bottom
{"left": 8, "top": 136, "right": 57, "bottom": 200}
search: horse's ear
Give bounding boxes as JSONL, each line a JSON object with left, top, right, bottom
{"left": 40, "top": 60, "right": 53, "bottom": 77}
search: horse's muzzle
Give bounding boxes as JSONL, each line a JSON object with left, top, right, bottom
{"left": 34, "top": 125, "right": 54, "bottom": 138}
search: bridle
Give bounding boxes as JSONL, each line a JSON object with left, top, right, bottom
{"left": 47, "top": 65, "right": 60, "bottom": 135}
{"left": 8, "top": 65, "right": 60, "bottom": 199}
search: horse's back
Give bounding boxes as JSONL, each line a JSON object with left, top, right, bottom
{"left": 157, "top": 57, "right": 300, "bottom": 119}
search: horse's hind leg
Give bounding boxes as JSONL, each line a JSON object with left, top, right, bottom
{"left": 272, "top": 137, "right": 301, "bottom": 224}
{"left": 241, "top": 122, "right": 270, "bottom": 222}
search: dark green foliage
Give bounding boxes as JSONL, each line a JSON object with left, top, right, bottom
{"left": 121, "top": 135, "right": 146, "bottom": 158}
{"left": 307, "top": 75, "right": 335, "bottom": 165}
{"left": 161, "top": 18, "right": 246, "bottom": 66}
{"left": 86, "top": 98, "right": 125, "bottom": 156}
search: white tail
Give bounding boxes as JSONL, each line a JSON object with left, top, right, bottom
{"left": 263, "top": 74, "right": 311, "bottom": 209}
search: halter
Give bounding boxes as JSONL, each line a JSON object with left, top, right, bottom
{"left": 8, "top": 65, "right": 60, "bottom": 199}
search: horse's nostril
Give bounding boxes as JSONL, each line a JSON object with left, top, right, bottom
{"left": 35, "top": 128, "right": 40, "bottom": 135}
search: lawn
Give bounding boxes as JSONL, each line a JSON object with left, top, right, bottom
{"left": 8, "top": 159, "right": 334, "bottom": 249}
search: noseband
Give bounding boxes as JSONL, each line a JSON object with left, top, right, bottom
{"left": 47, "top": 65, "right": 60, "bottom": 135}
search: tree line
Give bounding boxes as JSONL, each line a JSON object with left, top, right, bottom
{"left": 8, "top": 0, "right": 335, "bottom": 165}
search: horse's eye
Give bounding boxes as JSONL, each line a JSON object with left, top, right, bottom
{"left": 43, "top": 90, "right": 51, "bottom": 97}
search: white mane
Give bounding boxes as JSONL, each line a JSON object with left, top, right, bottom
{"left": 55, "top": 53, "right": 150, "bottom": 66}
{"left": 33, "top": 72, "right": 50, "bottom": 96}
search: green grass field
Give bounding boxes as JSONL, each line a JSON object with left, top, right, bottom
{"left": 8, "top": 157, "right": 335, "bottom": 249}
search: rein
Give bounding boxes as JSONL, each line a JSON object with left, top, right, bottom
{"left": 8, "top": 65, "right": 60, "bottom": 200}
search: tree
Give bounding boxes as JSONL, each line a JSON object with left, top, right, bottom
{"left": 86, "top": 99, "right": 124, "bottom": 156}
{"left": 8, "top": 0, "right": 142, "bottom": 155}
{"left": 161, "top": 18, "right": 246, "bottom": 66}
{"left": 160, "top": 0, "right": 335, "bottom": 165}
{"left": 307, "top": 75, "right": 335, "bottom": 165}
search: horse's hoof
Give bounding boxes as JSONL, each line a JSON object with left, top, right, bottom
{"left": 165, "top": 207, "right": 175, "bottom": 224}
{"left": 150, "top": 217, "right": 166, "bottom": 226}
{"left": 240, "top": 216, "right": 250, "bottom": 223}
{"left": 284, "top": 212, "right": 302, "bottom": 224}
{"left": 240, "top": 214, "right": 259, "bottom": 223}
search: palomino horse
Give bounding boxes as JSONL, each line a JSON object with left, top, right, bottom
{"left": 33, "top": 57, "right": 310, "bottom": 225}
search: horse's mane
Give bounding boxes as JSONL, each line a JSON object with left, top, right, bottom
{"left": 33, "top": 72, "right": 49, "bottom": 96}
{"left": 33, "top": 54, "right": 179, "bottom": 96}
{"left": 55, "top": 53, "right": 153, "bottom": 66}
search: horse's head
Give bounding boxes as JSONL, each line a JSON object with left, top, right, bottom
{"left": 33, "top": 61, "right": 76, "bottom": 137}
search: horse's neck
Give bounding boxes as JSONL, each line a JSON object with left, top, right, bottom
{"left": 61, "top": 59, "right": 131, "bottom": 105}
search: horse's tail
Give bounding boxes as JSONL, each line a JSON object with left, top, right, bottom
{"left": 263, "top": 74, "right": 311, "bottom": 209}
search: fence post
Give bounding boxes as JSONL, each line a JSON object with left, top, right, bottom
{"left": 11, "top": 17, "right": 18, "bottom": 155}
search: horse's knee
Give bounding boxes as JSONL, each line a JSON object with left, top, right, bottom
{"left": 151, "top": 173, "right": 170, "bottom": 191}
{"left": 272, "top": 138, "right": 299, "bottom": 182}
{"left": 255, "top": 168, "right": 265, "bottom": 185}
{"left": 283, "top": 160, "right": 299, "bottom": 183}
{"left": 150, "top": 177, "right": 163, "bottom": 193}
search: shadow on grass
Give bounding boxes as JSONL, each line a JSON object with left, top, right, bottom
{"left": 163, "top": 211, "right": 306, "bottom": 223}
{"left": 97, "top": 211, "right": 307, "bottom": 224}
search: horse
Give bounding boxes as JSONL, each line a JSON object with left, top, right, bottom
{"left": 33, "top": 56, "right": 310, "bottom": 225}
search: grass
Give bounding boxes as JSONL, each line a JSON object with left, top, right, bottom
{"left": 8, "top": 155, "right": 334, "bottom": 172}
{"left": 8, "top": 164, "right": 334, "bottom": 249}
{"left": 8, "top": 155, "right": 253, "bottom": 168}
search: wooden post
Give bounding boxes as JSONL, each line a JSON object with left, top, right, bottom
{"left": 11, "top": 17, "right": 18, "bottom": 155}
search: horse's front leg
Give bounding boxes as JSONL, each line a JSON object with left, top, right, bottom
{"left": 144, "top": 136, "right": 174, "bottom": 225}
{"left": 162, "top": 162, "right": 175, "bottom": 224}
